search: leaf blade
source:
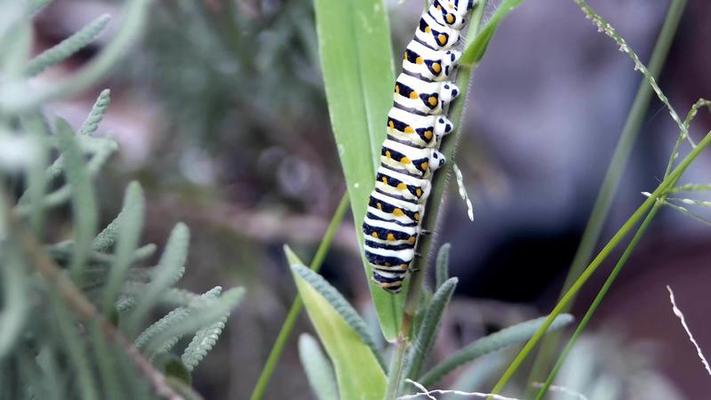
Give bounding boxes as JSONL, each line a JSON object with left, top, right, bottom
{"left": 313, "top": 0, "right": 402, "bottom": 340}
{"left": 289, "top": 253, "right": 386, "bottom": 400}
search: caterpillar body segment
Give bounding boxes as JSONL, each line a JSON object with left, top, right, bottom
{"left": 402, "top": 40, "right": 461, "bottom": 82}
{"left": 380, "top": 139, "right": 446, "bottom": 178}
{"left": 386, "top": 108, "right": 453, "bottom": 148}
{"left": 415, "top": 13, "right": 461, "bottom": 50}
{"left": 362, "top": 0, "right": 477, "bottom": 293}
{"left": 393, "top": 73, "right": 460, "bottom": 115}
{"left": 374, "top": 166, "right": 432, "bottom": 203}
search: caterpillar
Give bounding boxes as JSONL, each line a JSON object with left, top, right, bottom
{"left": 363, "top": 0, "right": 476, "bottom": 293}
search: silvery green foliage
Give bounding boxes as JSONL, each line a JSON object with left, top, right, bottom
{"left": 0, "top": 2, "right": 242, "bottom": 399}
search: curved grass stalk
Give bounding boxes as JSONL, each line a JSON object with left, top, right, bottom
{"left": 490, "top": 131, "right": 711, "bottom": 395}
{"left": 528, "top": 0, "right": 687, "bottom": 384}
{"left": 534, "top": 201, "right": 662, "bottom": 399}
{"left": 249, "top": 193, "right": 349, "bottom": 400}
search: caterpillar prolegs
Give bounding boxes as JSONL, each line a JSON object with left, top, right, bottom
{"left": 362, "top": 0, "right": 476, "bottom": 293}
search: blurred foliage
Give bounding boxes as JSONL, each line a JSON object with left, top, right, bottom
{"left": 0, "top": 1, "right": 243, "bottom": 399}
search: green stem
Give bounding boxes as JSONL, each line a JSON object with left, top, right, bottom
{"left": 390, "top": 4, "right": 489, "bottom": 397}
{"left": 534, "top": 201, "right": 662, "bottom": 399}
{"left": 403, "top": 0, "right": 489, "bottom": 337}
{"left": 385, "top": 336, "right": 409, "bottom": 400}
{"left": 249, "top": 193, "right": 349, "bottom": 400}
{"left": 527, "top": 0, "right": 686, "bottom": 385}
{"left": 490, "top": 131, "right": 711, "bottom": 395}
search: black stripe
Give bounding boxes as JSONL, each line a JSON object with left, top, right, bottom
{"left": 375, "top": 187, "right": 411, "bottom": 202}
{"left": 363, "top": 221, "right": 414, "bottom": 241}
{"left": 393, "top": 102, "right": 430, "bottom": 117}
{"left": 373, "top": 272, "right": 405, "bottom": 285}
{"left": 365, "top": 250, "right": 412, "bottom": 267}
{"left": 386, "top": 133, "right": 426, "bottom": 149}
{"left": 368, "top": 194, "right": 420, "bottom": 220}
{"left": 413, "top": 36, "right": 437, "bottom": 51}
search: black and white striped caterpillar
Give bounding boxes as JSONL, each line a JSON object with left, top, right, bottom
{"left": 363, "top": 0, "right": 476, "bottom": 293}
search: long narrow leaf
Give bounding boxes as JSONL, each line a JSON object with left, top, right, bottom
{"left": 420, "top": 314, "right": 574, "bottom": 386}
{"left": 102, "top": 182, "right": 144, "bottom": 314}
{"left": 312, "top": 0, "right": 402, "bottom": 340}
{"left": 56, "top": 119, "right": 97, "bottom": 281}
{"left": 289, "top": 255, "right": 384, "bottom": 370}
{"left": 298, "top": 334, "right": 339, "bottom": 400}
{"left": 289, "top": 254, "right": 386, "bottom": 400}
{"left": 25, "top": 14, "right": 110, "bottom": 77}
{"left": 405, "top": 278, "right": 458, "bottom": 381}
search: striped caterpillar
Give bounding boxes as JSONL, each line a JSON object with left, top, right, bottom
{"left": 363, "top": 0, "right": 476, "bottom": 293}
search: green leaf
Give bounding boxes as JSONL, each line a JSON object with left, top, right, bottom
{"left": 289, "top": 254, "right": 386, "bottom": 400}
{"left": 461, "top": 0, "right": 525, "bottom": 65}
{"left": 127, "top": 222, "right": 189, "bottom": 335}
{"left": 404, "top": 277, "right": 458, "bottom": 381}
{"left": 288, "top": 250, "right": 384, "bottom": 369}
{"left": 79, "top": 89, "right": 111, "bottom": 136}
{"left": 435, "top": 243, "right": 451, "bottom": 290}
{"left": 419, "top": 314, "right": 574, "bottom": 386}
{"left": 25, "top": 14, "right": 110, "bottom": 77}
{"left": 298, "top": 334, "right": 339, "bottom": 400}
{"left": 181, "top": 310, "right": 228, "bottom": 372}
{"left": 56, "top": 119, "right": 98, "bottom": 280}
{"left": 142, "top": 287, "right": 243, "bottom": 357}
{"left": 312, "top": 0, "right": 402, "bottom": 340}
{"left": 102, "top": 182, "right": 144, "bottom": 314}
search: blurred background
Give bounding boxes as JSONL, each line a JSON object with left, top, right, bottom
{"left": 30, "top": 0, "right": 711, "bottom": 398}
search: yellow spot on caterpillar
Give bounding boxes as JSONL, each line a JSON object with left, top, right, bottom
{"left": 425, "top": 26, "right": 431, "bottom": 33}
{"left": 438, "top": 34, "right": 447, "bottom": 45}
{"left": 371, "top": 232, "right": 379, "bottom": 239}
{"left": 416, "top": 57, "right": 424, "bottom": 64}
{"left": 397, "top": 183, "right": 407, "bottom": 191}
{"left": 385, "top": 150, "right": 392, "bottom": 159}
{"left": 424, "top": 130, "right": 433, "bottom": 140}
{"left": 404, "top": 126, "right": 415, "bottom": 134}
{"left": 416, "top": 188, "right": 423, "bottom": 197}
{"left": 407, "top": 236, "right": 416, "bottom": 245}
{"left": 414, "top": 213, "right": 421, "bottom": 221}
{"left": 377, "top": 202, "right": 383, "bottom": 210}
{"left": 393, "top": 208, "right": 404, "bottom": 217}
{"left": 432, "top": 63, "right": 442, "bottom": 73}
{"left": 388, "top": 121, "right": 395, "bottom": 129}
{"left": 446, "top": 14, "right": 455, "bottom": 24}
{"left": 395, "top": 85, "right": 400, "bottom": 94}
{"left": 421, "top": 161, "right": 429, "bottom": 171}
{"left": 428, "top": 96, "right": 438, "bottom": 106}
{"left": 409, "top": 91, "right": 418, "bottom": 100}
{"left": 386, "top": 233, "right": 396, "bottom": 241}
{"left": 381, "top": 176, "right": 388, "bottom": 184}
{"left": 401, "top": 157, "right": 411, "bottom": 164}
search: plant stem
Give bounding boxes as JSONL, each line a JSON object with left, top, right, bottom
{"left": 490, "top": 131, "right": 711, "bottom": 396}
{"left": 385, "top": 336, "right": 409, "bottom": 400}
{"left": 402, "top": 0, "right": 489, "bottom": 340}
{"left": 527, "top": 0, "right": 686, "bottom": 385}
{"left": 534, "top": 201, "right": 662, "bottom": 399}
{"left": 249, "top": 193, "right": 350, "bottom": 400}
{"left": 1, "top": 189, "right": 197, "bottom": 400}
{"left": 389, "top": 3, "right": 489, "bottom": 396}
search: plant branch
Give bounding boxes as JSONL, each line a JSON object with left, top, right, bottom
{"left": 2, "top": 190, "right": 199, "bottom": 400}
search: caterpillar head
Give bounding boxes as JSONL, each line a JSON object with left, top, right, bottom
{"left": 433, "top": 116, "right": 453, "bottom": 140}
{"left": 428, "top": 150, "right": 446, "bottom": 172}
{"left": 441, "top": 50, "right": 461, "bottom": 77}
{"left": 439, "top": 82, "right": 460, "bottom": 105}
